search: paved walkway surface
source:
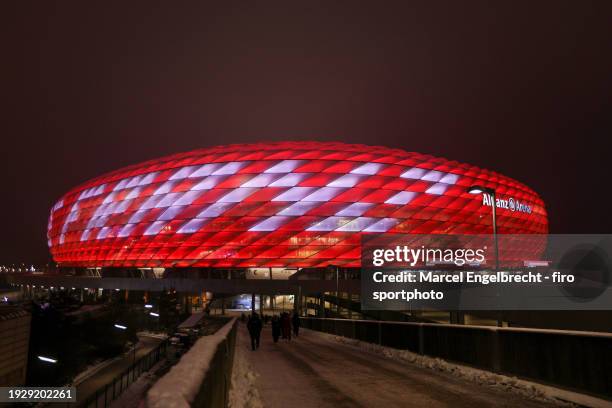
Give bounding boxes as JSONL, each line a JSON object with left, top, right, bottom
{"left": 76, "top": 336, "right": 164, "bottom": 404}
{"left": 239, "top": 324, "right": 559, "bottom": 407}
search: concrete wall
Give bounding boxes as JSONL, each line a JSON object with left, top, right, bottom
{"left": 147, "top": 318, "right": 237, "bottom": 408}
{"left": 0, "top": 307, "right": 31, "bottom": 386}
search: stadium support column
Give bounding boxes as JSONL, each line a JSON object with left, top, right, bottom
{"left": 347, "top": 289, "right": 352, "bottom": 319}
{"left": 269, "top": 268, "right": 274, "bottom": 315}
{"left": 319, "top": 294, "right": 325, "bottom": 317}
{"left": 293, "top": 285, "right": 302, "bottom": 315}
{"left": 251, "top": 293, "right": 255, "bottom": 313}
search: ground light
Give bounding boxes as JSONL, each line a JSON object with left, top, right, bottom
{"left": 37, "top": 356, "right": 58, "bottom": 364}
{"left": 467, "top": 185, "right": 499, "bottom": 270}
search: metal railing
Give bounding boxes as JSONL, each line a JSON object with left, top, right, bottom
{"left": 302, "top": 317, "right": 612, "bottom": 400}
{"left": 79, "top": 340, "right": 168, "bottom": 408}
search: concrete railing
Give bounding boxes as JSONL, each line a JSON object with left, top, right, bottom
{"left": 147, "top": 318, "right": 237, "bottom": 408}
{"left": 302, "top": 317, "right": 612, "bottom": 400}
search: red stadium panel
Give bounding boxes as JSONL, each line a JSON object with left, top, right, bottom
{"left": 47, "top": 142, "right": 548, "bottom": 268}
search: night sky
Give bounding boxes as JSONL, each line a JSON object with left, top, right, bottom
{"left": 2, "top": 1, "right": 611, "bottom": 264}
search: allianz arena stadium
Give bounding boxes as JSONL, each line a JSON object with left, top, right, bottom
{"left": 47, "top": 142, "right": 548, "bottom": 268}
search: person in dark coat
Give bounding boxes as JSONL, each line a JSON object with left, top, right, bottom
{"left": 271, "top": 315, "right": 281, "bottom": 343}
{"left": 280, "top": 312, "right": 291, "bottom": 340}
{"left": 292, "top": 312, "right": 301, "bottom": 337}
{"left": 247, "top": 312, "right": 263, "bottom": 350}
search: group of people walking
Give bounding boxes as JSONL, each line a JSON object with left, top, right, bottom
{"left": 245, "top": 311, "right": 301, "bottom": 350}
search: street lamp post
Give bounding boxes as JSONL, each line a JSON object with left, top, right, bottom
{"left": 468, "top": 185, "right": 503, "bottom": 327}
{"left": 467, "top": 186, "right": 499, "bottom": 271}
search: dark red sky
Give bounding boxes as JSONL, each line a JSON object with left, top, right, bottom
{"left": 1, "top": 1, "right": 611, "bottom": 264}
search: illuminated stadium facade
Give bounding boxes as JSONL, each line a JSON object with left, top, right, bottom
{"left": 47, "top": 142, "right": 548, "bottom": 269}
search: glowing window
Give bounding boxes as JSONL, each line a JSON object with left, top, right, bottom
{"left": 128, "top": 209, "right": 149, "bottom": 224}
{"left": 269, "top": 173, "right": 307, "bottom": 187}
{"left": 113, "top": 178, "right": 130, "bottom": 191}
{"left": 155, "top": 192, "right": 182, "bottom": 208}
{"left": 94, "top": 215, "right": 109, "bottom": 228}
{"left": 178, "top": 218, "right": 208, "bottom": 234}
{"left": 336, "top": 202, "right": 373, "bottom": 216}
{"left": 103, "top": 192, "right": 117, "bottom": 204}
{"left": 158, "top": 205, "right": 184, "bottom": 221}
{"left": 249, "top": 216, "right": 290, "bottom": 231}
{"left": 272, "top": 187, "right": 316, "bottom": 202}
{"left": 327, "top": 174, "right": 362, "bottom": 188}
{"left": 170, "top": 166, "right": 198, "bottom": 180}
{"left": 139, "top": 172, "right": 158, "bottom": 185}
{"left": 425, "top": 183, "right": 448, "bottom": 195}
{"left": 218, "top": 187, "right": 257, "bottom": 202}
{"left": 422, "top": 170, "right": 444, "bottom": 182}
{"left": 439, "top": 173, "right": 459, "bottom": 184}
{"left": 96, "top": 227, "right": 111, "bottom": 240}
{"left": 154, "top": 181, "right": 176, "bottom": 195}
{"left": 102, "top": 202, "right": 118, "bottom": 216}
{"left": 189, "top": 163, "right": 222, "bottom": 178}
{"left": 400, "top": 167, "right": 426, "bottom": 180}
{"left": 118, "top": 224, "right": 136, "bottom": 237}
{"left": 213, "top": 162, "right": 245, "bottom": 175}
{"left": 242, "top": 173, "right": 279, "bottom": 187}
{"left": 363, "top": 218, "right": 399, "bottom": 232}
{"left": 174, "top": 190, "right": 202, "bottom": 206}
{"left": 126, "top": 176, "right": 142, "bottom": 189}
{"left": 264, "top": 160, "right": 302, "bottom": 173}
{"left": 350, "top": 162, "right": 383, "bottom": 175}
{"left": 191, "top": 175, "right": 225, "bottom": 191}
{"left": 140, "top": 195, "right": 163, "bottom": 210}
{"left": 198, "top": 202, "right": 234, "bottom": 218}
{"left": 79, "top": 189, "right": 91, "bottom": 200}
{"left": 114, "top": 199, "right": 132, "bottom": 214}
{"left": 307, "top": 216, "right": 352, "bottom": 231}
{"left": 303, "top": 187, "right": 344, "bottom": 202}
{"left": 385, "top": 191, "right": 417, "bottom": 205}
{"left": 93, "top": 184, "right": 106, "bottom": 196}
{"left": 277, "top": 201, "right": 319, "bottom": 216}
{"left": 336, "top": 217, "right": 377, "bottom": 232}
{"left": 125, "top": 187, "right": 142, "bottom": 200}
{"left": 144, "top": 221, "right": 167, "bottom": 236}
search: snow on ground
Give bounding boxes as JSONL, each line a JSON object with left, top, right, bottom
{"left": 72, "top": 356, "right": 123, "bottom": 385}
{"left": 228, "top": 327, "right": 264, "bottom": 408}
{"left": 308, "top": 329, "right": 610, "bottom": 408}
{"left": 146, "top": 318, "right": 237, "bottom": 408}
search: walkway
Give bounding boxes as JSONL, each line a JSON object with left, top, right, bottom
{"left": 76, "top": 335, "right": 164, "bottom": 403}
{"left": 238, "top": 324, "right": 558, "bottom": 407}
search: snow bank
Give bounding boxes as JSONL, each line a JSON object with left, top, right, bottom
{"left": 228, "top": 329, "right": 263, "bottom": 408}
{"left": 146, "top": 318, "right": 236, "bottom": 408}
{"left": 307, "top": 329, "right": 611, "bottom": 408}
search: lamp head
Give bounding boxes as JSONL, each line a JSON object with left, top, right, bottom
{"left": 467, "top": 186, "right": 485, "bottom": 194}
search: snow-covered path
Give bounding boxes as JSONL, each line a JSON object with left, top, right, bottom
{"left": 238, "top": 323, "right": 560, "bottom": 407}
